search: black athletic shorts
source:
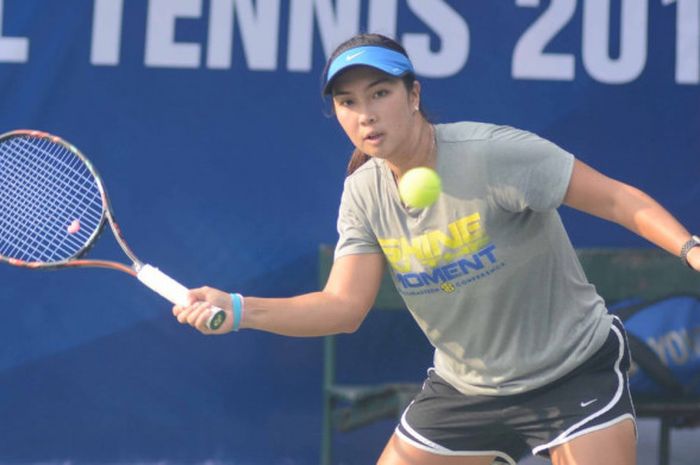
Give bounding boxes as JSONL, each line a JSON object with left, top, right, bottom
{"left": 396, "top": 317, "right": 636, "bottom": 465}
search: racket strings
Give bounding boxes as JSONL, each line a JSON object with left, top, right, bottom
{"left": 0, "top": 140, "right": 81, "bottom": 259}
{"left": 0, "top": 139, "right": 99, "bottom": 261}
{"left": 0, "top": 139, "right": 85, "bottom": 261}
{"left": 10, "top": 138, "right": 102, "bottom": 255}
{"left": 7, "top": 137, "right": 103, "bottom": 257}
{"left": 0, "top": 136, "right": 104, "bottom": 262}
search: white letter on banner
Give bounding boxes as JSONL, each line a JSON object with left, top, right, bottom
{"left": 582, "top": 0, "right": 648, "bottom": 84}
{"left": 287, "top": 0, "right": 360, "bottom": 72}
{"left": 368, "top": 0, "right": 398, "bottom": 38}
{"left": 646, "top": 336, "right": 669, "bottom": 365}
{"left": 145, "top": 0, "right": 202, "bottom": 68}
{"left": 665, "top": 330, "right": 690, "bottom": 365}
{"left": 91, "top": 0, "right": 124, "bottom": 65}
{"left": 207, "top": 0, "right": 280, "bottom": 70}
{"left": 512, "top": 0, "right": 576, "bottom": 81}
{"left": 0, "top": 0, "right": 29, "bottom": 63}
{"left": 663, "top": 0, "right": 700, "bottom": 85}
{"left": 402, "top": 0, "right": 469, "bottom": 77}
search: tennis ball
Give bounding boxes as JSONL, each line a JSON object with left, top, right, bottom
{"left": 398, "top": 167, "right": 442, "bottom": 208}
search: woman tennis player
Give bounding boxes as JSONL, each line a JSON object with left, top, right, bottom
{"left": 173, "top": 34, "right": 700, "bottom": 465}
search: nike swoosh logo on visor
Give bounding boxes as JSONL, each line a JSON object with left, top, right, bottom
{"left": 345, "top": 50, "right": 366, "bottom": 61}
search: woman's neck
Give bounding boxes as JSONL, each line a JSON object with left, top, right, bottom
{"left": 387, "top": 120, "right": 435, "bottom": 180}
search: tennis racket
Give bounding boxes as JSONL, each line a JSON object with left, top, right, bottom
{"left": 0, "top": 129, "right": 227, "bottom": 330}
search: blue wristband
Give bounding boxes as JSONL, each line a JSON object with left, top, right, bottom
{"left": 231, "top": 293, "right": 243, "bottom": 331}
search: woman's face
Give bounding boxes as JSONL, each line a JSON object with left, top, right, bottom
{"left": 332, "top": 66, "right": 420, "bottom": 163}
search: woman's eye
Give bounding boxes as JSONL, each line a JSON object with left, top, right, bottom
{"left": 374, "top": 89, "right": 388, "bottom": 98}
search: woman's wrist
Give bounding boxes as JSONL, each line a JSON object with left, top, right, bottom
{"left": 680, "top": 235, "right": 700, "bottom": 270}
{"left": 686, "top": 246, "right": 700, "bottom": 271}
{"left": 230, "top": 293, "right": 244, "bottom": 331}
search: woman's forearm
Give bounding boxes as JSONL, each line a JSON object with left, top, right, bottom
{"left": 240, "top": 291, "right": 369, "bottom": 337}
{"left": 611, "top": 183, "right": 691, "bottom": 257}
{"left": 565, "top": 160, "right": 694, "bottom": 260}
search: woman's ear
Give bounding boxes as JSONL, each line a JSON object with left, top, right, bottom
{"left": 411, "top": 80, "right": 422, "bottom": 112}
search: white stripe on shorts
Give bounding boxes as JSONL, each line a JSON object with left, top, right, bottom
{"left": 531, "top": 318, "right": 636, "bottom": 455}
{"left": 396, "top": 404, "right": 518, "bottom": 465}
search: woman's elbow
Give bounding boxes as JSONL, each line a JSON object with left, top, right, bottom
{"left": 338, "top": 304, "right": 370, "bottom": 334}
{"left": 339, "top": 316, "right": 364, "bottom": 334}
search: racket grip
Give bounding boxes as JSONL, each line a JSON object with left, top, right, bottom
{"left": 136, "top": 264, "right": 227, "bottom": 330}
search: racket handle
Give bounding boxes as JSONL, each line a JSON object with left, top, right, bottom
{"left": 136, "top": 264, "right": 227, "bottom": 330}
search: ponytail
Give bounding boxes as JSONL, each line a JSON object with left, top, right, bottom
{"left": 347, "top": 149, "right": 371, "bottom": 175}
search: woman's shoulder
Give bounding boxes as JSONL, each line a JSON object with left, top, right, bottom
{"left": 436, "top": 121, "right": 535, "bottom": 144}
{"left": 343, "top": 157, "right": 384, "bottom": 189}
{"left": 435, "top": 121, "right": 498, "bottom": 142}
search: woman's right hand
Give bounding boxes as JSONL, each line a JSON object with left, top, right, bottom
{"left": 172, "top": 286, "right": 235, "bottom": 335}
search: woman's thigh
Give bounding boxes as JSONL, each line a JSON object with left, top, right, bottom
{"left": 549, "top": 418, "right": 636, "bottom": 465}
{"left": 377, "top": 433, "right": 496, "bottom": 465}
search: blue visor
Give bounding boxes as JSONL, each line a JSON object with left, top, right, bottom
{"left": 323, "top": 46, "right": 415, "bottom": 95}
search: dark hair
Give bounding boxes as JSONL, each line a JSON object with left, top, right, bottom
{"left": 322, "top": 33, "right": 428, "bottom": 175}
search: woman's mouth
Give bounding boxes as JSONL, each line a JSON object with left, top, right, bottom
{"left": 364, "top": 132, "right": 384, "bottom": 144}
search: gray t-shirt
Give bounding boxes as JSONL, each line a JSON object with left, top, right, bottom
{"left": 335, "top": 121, "right": 613, "bottom": 396}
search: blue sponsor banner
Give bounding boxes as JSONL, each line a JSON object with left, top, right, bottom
{"left": 0, "top": 1, "right": 697, "bottom": 463}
